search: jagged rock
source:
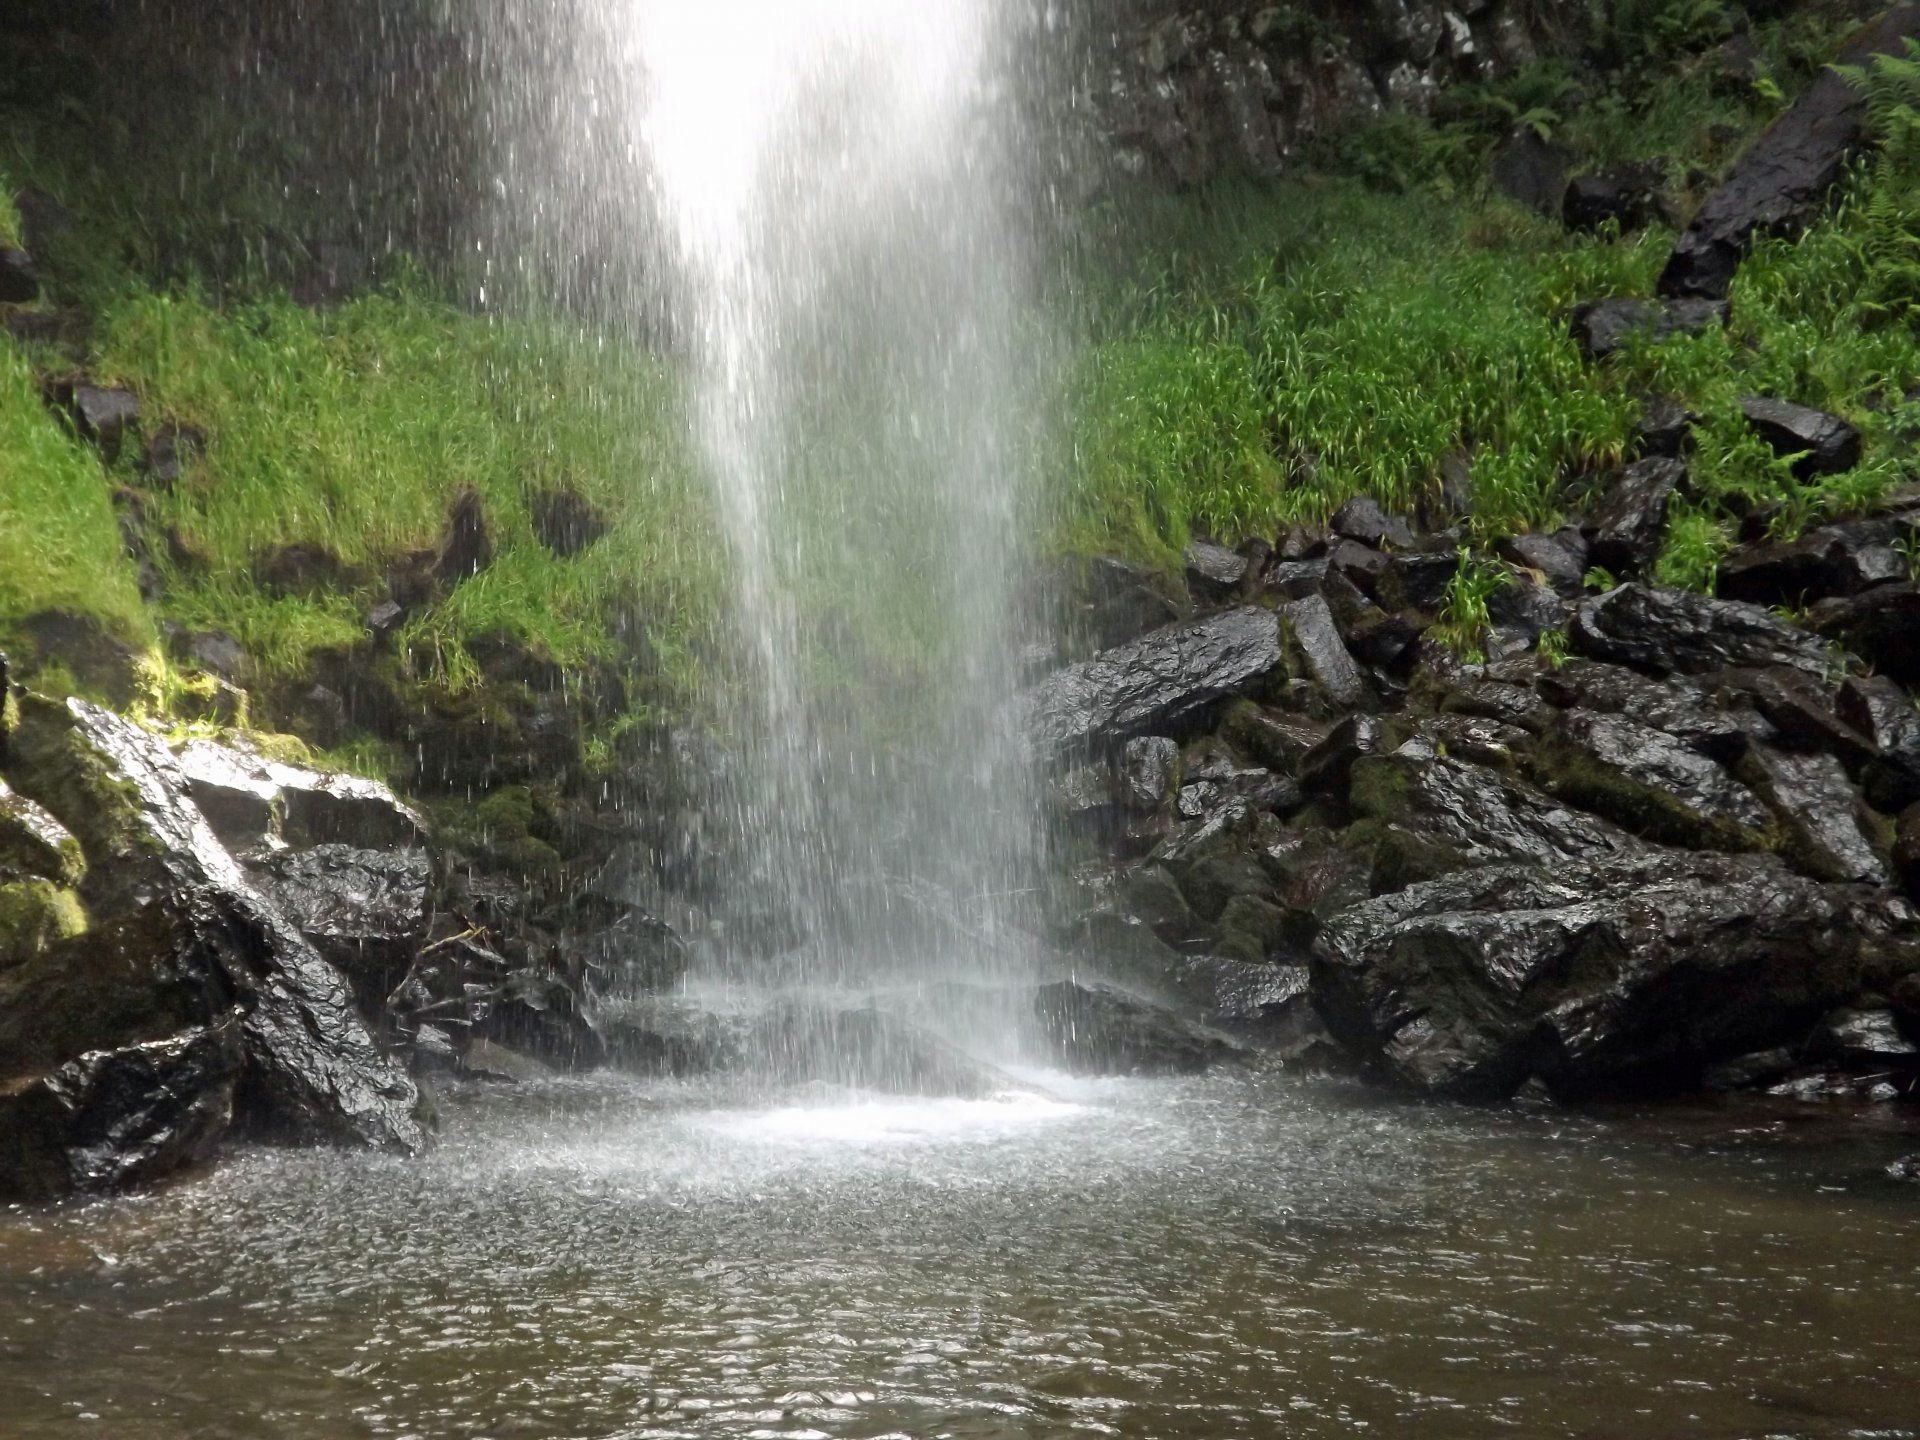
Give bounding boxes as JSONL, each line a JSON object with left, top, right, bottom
{"left": 1054, "top": 764, "right": 1118, "bottom": 820}
{"left": 1329, "top": 496, "right": 1413, "bottom": 549}
{"left": 246, "top": 846, "right": 431, "bottom": 1014}
{"left": 0, "top": 247, "right": 41, "bottom": 303}
{"left": 1810, "top": 583, "right": 1920, "bottom": 685}
{"left": 601, "top": 999, "right": 748, "bottom": 1077}
{"left": 1122, "top": 863, "right": 1205, "bottom": 947}
{"left": 1500, "top": 532, "right": 1586, "bottom": 595}
{"left": 0, "top": 779, "right": 85, "bottom": 886}
{"left": 0, "top": 696, "right": 421, "bottom": 1159}
{"left": 1809, "top": 1006, "right": 1919, "bottom": 1066}
{"left": 1584, "top": 456, "right": 1686, "bottom": 575}
{"left": 1719, "top": 513, "right": 1913, "bottom": 607}
{"left": 1023, "top": 607, "right": 1283, "bottom": 756}
{"left": 1283, "top": 594, "right": 1365, "bottom": 709}
{"left": 1743, "top": 746, "right": 1887, "bottom": 884}
{"left": 1888, "top": 1154, "right": 1920, "bottom": 1182}
{"left": 1313, "top": 851, "right": 1918, "bottom": 1100}
{"left": 1563, "top": 167, "right": 1668, "bottom": 235}
{"left": 0, "top": 1020, "right": 242, "bottom": 1204}
{"left": 1032, "top": 980, "right": 1241, "bottom": 1077}
{"left": 1374, "top": 548, "right": 1461, "bottom": 613}
{"left": 470, "top": 971, "right": 605, "bottom": 1070}
{"left": 1120, "top": 735, "right": 1180, "bottom": 810}
{"left": 531, "top": 487, "right": 610, "bottom": 558}
{"left": 1184, "top": 540, "right": 1249, "bottom": 598}
{"left": 1835, "top": 675, "right": 1920, "bottom": 813}
{"left": 1485, "top": 574, "right": 1569, "bottom": 647}
{"left": 367, "top": 600, "right": 407, "bottom": 637}
{"left": 43, "top": 379, "right": 140, "bottom": 463}
{"left": 1539, "top": 661, "right": 1752, "bottom": 758}
{"left": 1545, "top": 708, "right": 1769, "bottom": 846}
{"left": 1661, "top": 4, "right": 1920, "bottom": 299}
{"left": 1298, "top": 714, "right": 1385, "bottom": 794}
{"left": 1714, "top": 668, "right": 1873, "bottom": 767}
{"left": 1350, "top": 745, "right": 1642, "bottom": 866}
{"left": 175, "top": 739, "right": 425, "bottom": 853}
{"left": 1569, "top": 297, "right": 1728, "bottom": 360}
{"left": 1220, "top": 704, "right": 1327, "bottom": 775}
{"left": 1569, "top": 584, "right": 1834, "bottom": 678}
{"left": 1263, "top": 556, "right": 1330, "bottom": 599}
{"left": 564, "top": 907, "right": 692, "bottom": 996}
{"left": 1742, "top": 397, "right": 1863, "bottom": 478}
{"left": 1638, "top": 396, "right": 1697, "bottom": 458}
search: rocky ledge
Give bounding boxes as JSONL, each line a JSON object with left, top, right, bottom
{"left": 1026, "top": 485, "right": 1920, "bottom": 1106}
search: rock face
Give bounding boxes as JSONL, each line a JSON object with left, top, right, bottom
{"left": 1569, "top": 584, "right": 1835, "bottom": 677}
{"left": 1314, "top": 853, "right": 1916, "bottom": 1099}
{"left": 1022, "top": 606, "right": 1283, "bottom": 755}
{"left": 0, "top": 696, "right": 422, "bottom": 1200}
{"left": 1661, "top": 3, "right": 1920, "bottom": 299}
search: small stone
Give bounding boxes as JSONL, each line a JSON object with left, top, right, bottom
{"left": 1330, "top": 496, "right": 1414, "bottom": 549}
{"left": 1184, "top": 540, "right": 1249, "bottom": 598}
{"left": 1742, "top": 397, "right": 1862, "bottom": 478}
{"left": 44, "top": 379, "right": 140, "bottom": 463}
{"left": 1570, "top": 297, "right": 1728, "bottom": 360}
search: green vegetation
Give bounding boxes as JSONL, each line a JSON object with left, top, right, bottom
{"left": 0, "top": 173, "right": 19, "bottom": 249}
{"left": 1060, "top": 10, "right": 1920, "bottom": 583}
{"left": 1432, "top": 550, "right": 1512, "bottom": 664}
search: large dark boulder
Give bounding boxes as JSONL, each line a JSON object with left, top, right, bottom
{"left": 1563, "top": 167, "right": 1669, "bottom": 235}
{"left": 1314, "top": 851, "right": 1918, "bottom": 1100}
{"left": 1282, "top": 594, "right": 1366, "bottom": 709}
{"left": 1569, "top": 584, "right": 1834, "bottom": 677}
{"left": 1661, "top": 4, "right": 1920, "bottom": 299}
{"left": 1718, "top": 512, "right": 1913, "bottom": 607}
{"left": 0, "top": 697, "right": 421, "bottom": 1185}
{"left": 0, "top": 1020, "right": 242, "bottom": 1204}
{"left": 1536, "top": 709, "right": 1769, "bottom": 849}
{"left": 245, "top": 845, "right": 431, "bottom": 1015}
{"left": 1022, "top": 607, "right": 1283, "bottom": 756}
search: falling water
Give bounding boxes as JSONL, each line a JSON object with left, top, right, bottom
{"left": 600, "top": 1, "right": 1055, "bottom": 985}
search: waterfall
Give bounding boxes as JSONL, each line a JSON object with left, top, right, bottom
{"left": 600, "top": 1, "right": 1056, "bottom": 988}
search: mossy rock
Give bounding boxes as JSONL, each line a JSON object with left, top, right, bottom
{"left": 0, "top": 780, "right": 86, "bottom": 886}
{"left": 1525, "top": 743, "right": 1768, "bottom": 854}
{"left": 1348, "top": 755, "right": 1413, "bottom": 823}
{"left": 1, "top": 693, "right": 159, "bottom": 883}
{"left": 0, "top": 879, "right": 87, "bottom": 971}
{"left": 1216, "top": 893, "right": 1290, "bottom": 965}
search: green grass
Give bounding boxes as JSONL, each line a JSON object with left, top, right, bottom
{"left": 0, "top": 173, "right": 19, "bottom": 250}
{"left": 86, "top": 281, "right": 724, "bottom": 696}
{"left": 1058, "top": 34, "right": 1920, "bottom": 579}
{"left": 0, "top": 346, "right": 153, "bottom": 649}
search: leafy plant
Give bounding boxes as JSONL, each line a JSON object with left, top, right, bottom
{"left": 1431, "top": 550, "right": 1512, "bottom": 664}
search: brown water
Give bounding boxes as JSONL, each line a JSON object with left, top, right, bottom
{"left": 2, "top": 1070, "right": 1917, "bottom": 1439}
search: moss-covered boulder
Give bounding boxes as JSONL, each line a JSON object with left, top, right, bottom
{"left": 0, "top": 878, "right": 86, "bottom": 970}
{"left": 0, "top": 778, "right": 86, "bottom": 886}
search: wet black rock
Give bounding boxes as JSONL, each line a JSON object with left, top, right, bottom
{"left": 1298, "top": 714, "right": 1385, "bottom": 796}
{"left": 1120, "top": 735, "right": 1180, "bottom": 811}
{"left": 1840, "top": 673, "right": 1920, "bottom": 812}
{"left": 1569, "top": 584, "right": 1834, "bottom": 678}
{"left": 1887, "top": 1154, "right": 1920, "bottom": 1182}
{"left": 1569, "top": 297, "right": 1728, "bottom": 360}
{"left": 1023, "top": 607, "right": 1283, "bottom": 756}
{"left": 1548, "top": 708, "right": 1769, "bottom": 847}
{"left": 0, "top": 1020, "right": 242, "bottom": 1204}
{"left": 1314, "top": 851, "right": 1916, "bottom": 1100}
{"left": 1895, "top": 805, "right": 1920, "bottom": 903}
{"left": 1584, "top": 456, "right": 1686, "bottom": 575}
{"left": 1, "top": 696, "right": 421, "bottom": 1166}
{"left": 531, "top": 487, "right": 610, "bottom": 558}
{"left": 1638, "top": 396, "right": 1697, "bottom": 458}
{"left": 0, "top": 779, "right": 85, "bottom": 886}
{"left": 1741, "top": 397, "right": 1863, "bottom": 478}
{"left": 246, "top": 846, "right": 431, "bottom": 1014}
{"left": 470, "top": 971, "right": 605, "bottom": 1070}
{"left": 1283, "top": 594, "right": 1366, "bottom": 709}
{"left": 1350, "top": 744, "right": 1641, "bottom": 867}
{"left": 44, "top": 379, "right": 140, "bottom": 463}
{"left": 601, "top": 999, "right": 747, "bottom": 1077}
{"left": 175, "top": 739, "right": 425, "bottom": 853}
{"left": 1808, "top": 1007, "right": 1919, "bottom": 1066}
{"left": 1810, "top": 584, "right": 1920, "bottom": 685}
{"left": 1329, "top": 496, "right": 1413, "bottom": 550}
{"left": 1184, "top": 540, "right": 1249, "bottom": 599}
{"left": 0, "top": 247, "right": 41, "bottom": 303}
{"left": 1374, "top": 549, "right": 1461, "bottom": 614}
{"left": 1661, "top": 4, "right": 1920, "bottom": 300}
{"left": 1718, "top": 513, "right": 1912, "bottom": 608}
{"left": 1719, "top": 667, "right": 1874, "bottom": 768}
{"left": 1499, "top": 532, "right": 1586, "bottom": 596}
{"left": 1032, "top": 980, "right": 1242, "bottom": 1077}
{"left": 1747, "top": 746, "right": 1888, "bottom": 884}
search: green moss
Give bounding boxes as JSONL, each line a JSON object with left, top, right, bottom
{"left": 1526, "top": 743, "right": 1768, "bottom": 854}
{"left": 2, "top": 694, "right": 159, "bottom": 874}
{"left": 0, "top": 880, "right": 87, "bottom": 969}
{"left": 1348, "top": 756, "right": 1414, "bottom": 823}
{"left": 0, "top": 174, "right": 19, "bottom": 250}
